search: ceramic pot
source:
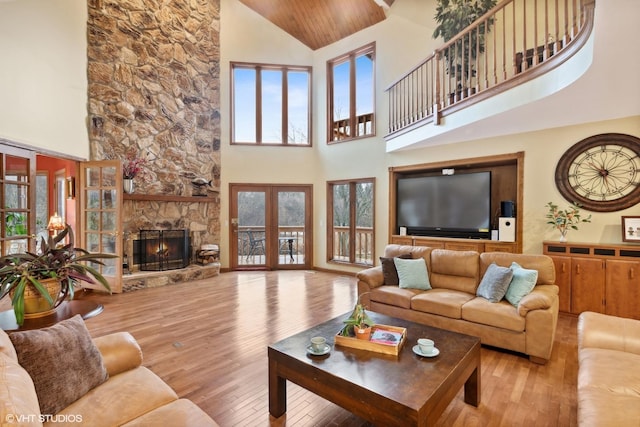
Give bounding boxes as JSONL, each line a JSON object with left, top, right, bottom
{"left": 123, "top": 178, "right": 135, "bottom": 194}
{"left": 355, "top": 326, "right": 372, "bottom": 340}
{"left": 16, "top": 278, "right": 62, "bottom": 319}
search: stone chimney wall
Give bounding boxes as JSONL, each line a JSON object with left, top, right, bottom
{"left": 86, "top": 0, "right": 221, "bottom": 252}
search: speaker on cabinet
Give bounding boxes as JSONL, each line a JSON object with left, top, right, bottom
{"left": 498, "top": 217, "right": 516, "bottom": 242}
{"left": 501, "top": 200, "right": 515, "bottom": 218}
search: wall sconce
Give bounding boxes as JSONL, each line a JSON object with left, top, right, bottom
{"left": 47, "top": 212, "right": 65, "bottom": 236}
{"left": 66, "top": 177, "right": 76, "bottom": 199}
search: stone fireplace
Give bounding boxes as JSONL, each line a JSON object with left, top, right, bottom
{"left": 86, "top": 0, "right": 222, "bottom": 291}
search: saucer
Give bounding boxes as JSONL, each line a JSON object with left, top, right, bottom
{"left": 412, "top": 345, "right": 440, "bottom": 357}
{"left": 307, "top": 344, "right": 331, "bottom": 356}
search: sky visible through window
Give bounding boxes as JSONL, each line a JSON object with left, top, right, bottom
{"left": 233, "top": 66, "right": 310, "bottom": 144}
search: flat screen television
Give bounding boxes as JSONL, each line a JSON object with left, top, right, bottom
{"left": 396, "top": 171, "right": 491, "bottom": 239}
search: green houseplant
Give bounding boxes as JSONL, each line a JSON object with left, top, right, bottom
{"left": 340, "top": 294, "right": 375, "bottom": 340}
{"left": 433, "top": 0, "right": 497, "bottom": 97}
{"left": 0, "top": 225, "right": 117, "bottom": 324}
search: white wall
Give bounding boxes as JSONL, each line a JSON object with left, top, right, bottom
{"left": 0, "top": 0, "right": 88, "bottom": 158}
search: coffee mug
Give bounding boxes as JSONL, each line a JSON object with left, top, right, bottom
{"left": 417, "top": 338, "right": 434, "bottom": 354}
{"left": 310, "top": 336, "right": 326, "bottom": 352}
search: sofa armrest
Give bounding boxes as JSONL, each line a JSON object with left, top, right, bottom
{"left": 517, "top": 285, "right": 559, "bottom": 316}
{"left": 356, "top": 266, "right": 384, "bottom": 291}
{"left": 93, "top": 332, "right": 143, "bottom": 377}
{"left": 578, "top": 311, "right": 640, "bottom": 356}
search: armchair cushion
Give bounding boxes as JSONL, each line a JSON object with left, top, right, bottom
{"left": 8, "top": 315, "right": 108, "bottom": 415}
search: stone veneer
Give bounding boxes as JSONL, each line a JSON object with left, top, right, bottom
{"left": 86, "top": 0, "right": 221, "bottom": 286}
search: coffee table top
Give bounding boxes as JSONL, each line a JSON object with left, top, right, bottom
{"left": 269, "top": 311, "right": 480, "bottom": 417}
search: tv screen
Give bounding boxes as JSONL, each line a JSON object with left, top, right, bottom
{"left": 396, "top": 172, "right": 491, "bottom": 238}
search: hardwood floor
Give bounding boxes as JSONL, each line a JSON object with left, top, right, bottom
{"left": 5, "top": 270, "right": 579, "bottom": 426}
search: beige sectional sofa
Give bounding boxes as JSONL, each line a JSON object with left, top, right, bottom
{"left": 577, "top": 311, "right": 640, "bottom": 426}
{"left": 357, "top": 244, "right": 559, "bottom": 363}
{"left": 0, "top": 319, "right": 218, "bottom": 427}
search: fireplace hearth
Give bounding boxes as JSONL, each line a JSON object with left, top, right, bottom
{"left": 134, "top": 229, "right": 190, "bottom": 271}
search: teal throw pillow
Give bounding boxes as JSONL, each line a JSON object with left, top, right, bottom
{"left": 505, "top": 262, "right": 539, "bottom": 306}
{"left": 476, "top": 262, "right": 514, "bottom": 303}
{"left": 393, "top": 257, "right": 431, "bottom": 290}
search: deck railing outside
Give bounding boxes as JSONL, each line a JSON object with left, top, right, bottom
{"left": 386, "top": 0, "right": 593, "bottom": 137}
{"left": 238, "top": 226, "right": 305, "bottom": 265}
{"left": 332, "top": 225, "right": 374, "bottom": 265}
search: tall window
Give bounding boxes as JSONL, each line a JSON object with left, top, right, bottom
{"left": 231, "top": 62, "right": 311, "bottom": 146}
{"left": 327, "top": 179, "right": 374, "bottom": 266}
{"left": 327, "top": 42, "right": 375, "bottom": 143}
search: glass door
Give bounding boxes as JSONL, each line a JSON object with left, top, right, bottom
{"left": 79, "top": 161, "right": 122, "bottom": 292}
{"left": 230, "top": 184, "right": 312, "bottom": 270}
{"left": 0, "top": 146, "right": 35, "bottom": 255}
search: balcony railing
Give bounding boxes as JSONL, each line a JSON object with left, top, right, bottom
{"left": 331, "top": 113, "right": 374, "bottom": 142}
{"left": 237, "top": 226, "right": 305, "bottom": 265}
{"left": 332, "top": 225, "right": 374, "bottom": 265}
{"left": 385, "top": 0, "right": 595, "bottom": 138}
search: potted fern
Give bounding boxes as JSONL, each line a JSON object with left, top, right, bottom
{"left": 0, "top": 225, "right": 117, "bottom": 325}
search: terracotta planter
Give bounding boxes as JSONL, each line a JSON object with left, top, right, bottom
{"left": 355, "top": 326, "right": 372, "bottom": 340}
{"left": 16, "top": 278, "right": 62, "bottom": 319}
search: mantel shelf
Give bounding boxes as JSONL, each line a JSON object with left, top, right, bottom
{"left": 123, "top": 193, "right": 218, "bottom": 203}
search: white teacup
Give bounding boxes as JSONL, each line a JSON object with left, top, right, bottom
{"left": 310, "top": 336, "right": 327, "bottom": 352}
{"left": 417, "top": 338, "right": 435, "bottom": 355}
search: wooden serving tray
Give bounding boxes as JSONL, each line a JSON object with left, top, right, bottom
{"left": 335, "top": 324, "right": 407, "bottom": 356}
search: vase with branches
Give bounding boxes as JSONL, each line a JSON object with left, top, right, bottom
{"left": 545, "top": 202, "right": 592, "bottom": 242}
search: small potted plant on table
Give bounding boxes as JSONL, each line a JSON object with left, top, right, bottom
{"left": 340, "top": 294, "right": 375, "bottom": 340}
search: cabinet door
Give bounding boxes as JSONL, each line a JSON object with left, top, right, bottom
{"left": 549, "top": 256, "right": 572, "bottom": 313}
{"left": 484, "top": 242, "right": 517, "bottom": 253}
{"left": 571, "top": 257, "right": 605, "bottom": 314}
{"left": 605, "top": 260, "right": 640, "bottom": 320}
{"left": 390, "top": 235, "right": 414, "bottom": 245}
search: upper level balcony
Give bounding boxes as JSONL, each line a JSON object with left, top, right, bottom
{"left": 385, "top": 0, "right": 640, "bottom": 152}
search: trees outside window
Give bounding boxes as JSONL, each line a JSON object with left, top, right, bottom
{"left": 231, "top": 62, "right": 311, "bottom": 146}
{"left": 327, "top": 179, "right": 374, "bottom": 265}
{"left": 327, "top": 43, "right": 375, "bottom": 143}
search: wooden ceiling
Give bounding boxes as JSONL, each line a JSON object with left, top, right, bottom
{"left": 238, "top": 0, "right": 395, "bottom": 50}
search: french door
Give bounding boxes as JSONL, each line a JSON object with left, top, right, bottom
{"left": 78, "top": 161, "right": 123, "bottom": 292}
{"left": 230, "top": 184, "right": 312, "bottom": 270}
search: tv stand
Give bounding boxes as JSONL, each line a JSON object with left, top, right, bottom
{"left": 391, "top": 235, "right": 518, "bottom": 253}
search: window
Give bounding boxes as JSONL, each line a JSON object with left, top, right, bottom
{"left": 231, "top": 62, "right": 311, "bottom": 146}
{"left": 327, "top": 179, "right": 374, "bottom": 266}
{"left": 327, "top": 42, "right": 375, "bottom": 143}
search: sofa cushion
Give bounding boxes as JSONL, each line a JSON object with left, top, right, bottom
{"left": 461, "top": 297, "right": 525, "bottom": 332}
{"left": 429, "top": 249, "right": 479, "bottom": 294}
{"left": 411, "top": 289, "right": 474, "bottom": 319}
{"left": 394, "top": 257, "right": 431, "bottom": 290}
{"left": 121, "top": 399, "right": 219, "bottom": 427}
{"left": 578, "top": 347, "right": 640, "bottom": 426}
{"left": 380, "top": 253, "right": 412, "bottom": 285}
{"left": 370, "top": 286, "right": 422, "bottom": 309}
{"left": 476, "top": 262, "right": 513, "bottom": 303}
{"left": 9, "top": 315, "right": 108, "bottom": 416}
{"left": 505, "top": 262, "right": 538, "bottom": 306}
{"left": 0, "top": 353, "right": 43, "bottom": 426}
{"left": 55, "top": 366, "right": 178, "bottom": 427}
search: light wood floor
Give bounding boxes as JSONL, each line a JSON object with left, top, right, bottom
{"left": 15, "top": 271, "right": 580, "bottom": 426}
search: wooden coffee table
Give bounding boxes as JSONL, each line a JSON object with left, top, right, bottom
{"left": 268, "top": 312, "right": 480, "bottom": 426}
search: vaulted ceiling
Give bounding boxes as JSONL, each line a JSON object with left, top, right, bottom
{"left": 238, "top": 0, "right": 395, "bottom": 50}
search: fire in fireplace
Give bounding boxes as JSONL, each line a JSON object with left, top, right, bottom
{"left": 134, "top": 229, "right": 190, "bottom": 271}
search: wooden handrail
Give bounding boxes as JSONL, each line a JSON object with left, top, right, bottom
{"left": 385, "top": 0, "right": 595, "bottom": 139}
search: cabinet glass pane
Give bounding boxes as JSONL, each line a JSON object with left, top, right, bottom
{"left": 102, "top": 211, "right": 116, "bottom": 231}
{"left": 87, "top": 190, "right": 100, "bottom": 209}
{"left": 86, "top": 211, "right": 100, "bottom": 231}
{"left": 101, "top": 167, "right": 117, "bottom": 187}
{"left": 4, "top": 184, "right": 28, "bottom": 209}
{"left": 85, "top": 167, "right": 100, "bottom": 187}
{"left": 102, "top": 189, "right": 115, "bottom": 209}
